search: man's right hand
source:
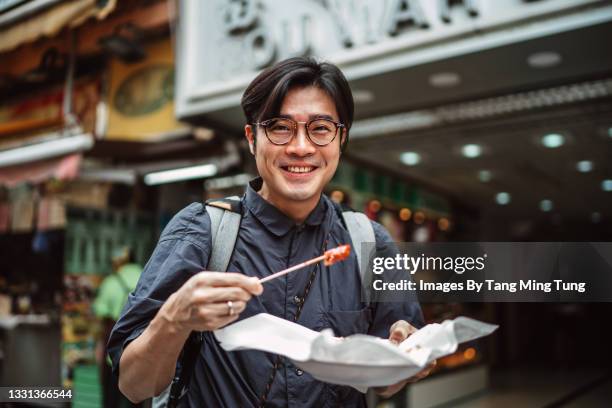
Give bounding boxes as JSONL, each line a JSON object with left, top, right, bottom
{"left": 159, "top": 272, "right": 263, "bottom": 333}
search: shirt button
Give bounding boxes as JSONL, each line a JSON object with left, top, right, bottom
{"left": 296, "top": 368, "right": 303, "bottom": 376}
{"left": 293, "top": 296, "right": 302, "bottom": 305}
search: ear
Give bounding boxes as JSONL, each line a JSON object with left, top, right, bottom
{"left": 245, "top": 124, "right": 255, "bottom": 155}
{"left": 340, "top": 128, "right": 348, "bottom": 152}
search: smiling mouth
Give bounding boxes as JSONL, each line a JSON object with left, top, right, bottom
{"left": 281, "top": 166, "right": 317, "bottom": 174}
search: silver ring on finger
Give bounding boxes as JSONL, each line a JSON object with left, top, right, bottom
{"left": 227, "top": 300, "right": 234, "bottom": 316}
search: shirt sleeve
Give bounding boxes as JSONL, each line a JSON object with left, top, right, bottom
{"left": 367, "top": 221, "right": 424, "bottom": 338}
{"left": 107, "top": 203, "right": 212, "bottom": 376}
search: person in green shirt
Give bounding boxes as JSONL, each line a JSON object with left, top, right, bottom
{"left": 93, "top": 246, "right": 142, "bottom": 408}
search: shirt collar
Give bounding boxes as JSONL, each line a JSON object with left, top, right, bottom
{"left": 244, "top": 177, "right": 329, "bottom": 237}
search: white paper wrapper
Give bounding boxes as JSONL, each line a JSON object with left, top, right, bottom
{"left": 214, "top": 313, "right": 498, "bottom": 392}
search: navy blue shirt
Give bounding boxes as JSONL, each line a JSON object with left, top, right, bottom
{"left": 108, "top": 178, "right": 423, "bottom": 407}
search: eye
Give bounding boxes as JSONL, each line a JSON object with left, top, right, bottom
{"left": 270, "top": 124, "right": 290, "bottom": 132}
{"left": 309, "top": 120, "right": 334, "bottom": 133}
{"left": 268, "top": 119, "right": 293, "bottom": 133}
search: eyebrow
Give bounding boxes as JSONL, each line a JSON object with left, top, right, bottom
{"left": 277, "top": 113, "right": 336, "bottom": 121}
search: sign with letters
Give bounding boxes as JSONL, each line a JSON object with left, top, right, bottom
{"left": 175, "top": 0, "right": 607, "bottom": 123}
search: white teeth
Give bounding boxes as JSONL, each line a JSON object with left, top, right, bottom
{"left": 287, "top": 166, "right": 314, "bottom": 173}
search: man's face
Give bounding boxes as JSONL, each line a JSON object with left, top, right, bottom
{"left": 245, "top": 86, "right": 345, "bottom": 210}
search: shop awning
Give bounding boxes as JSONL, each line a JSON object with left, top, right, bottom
{"left": 0, "top": 152, "right": 82, "bottom": 187}
{"left": 0, "top": 132, "right": 93, "bottom": 186}
{"left": 0, "top": 0, "right": 116, "bottom": 53}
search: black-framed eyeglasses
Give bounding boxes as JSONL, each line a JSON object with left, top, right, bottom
{"left": 254, "top": 117, "right": 345, "bottom": 146}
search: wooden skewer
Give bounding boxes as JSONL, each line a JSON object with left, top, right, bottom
{"left": 259, "top": 244, "right": 351, "bottom": 284}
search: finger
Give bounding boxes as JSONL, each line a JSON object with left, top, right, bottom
{"left": 411, "top": 361, "right": 436, "bottom": 381}
{"left": 190, "top": 313, "right": 240, "bottom": 332}
{"left": 216, "top": 314, "right": 241, "bottom": 329}
{"left": 191, "top": 286, "right": 252, "bottom": 304}
{"left": 194, "top": 300, "right": 247, "bottom": 318}
{"left": 193, "top": 272, "right": 263, "bottom": 295}
{"left": 389, "top": 320, "right": 417, "bottom": 344}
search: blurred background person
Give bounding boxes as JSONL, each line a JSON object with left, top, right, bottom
{"left": 93, "top": 246, "right": 143, "bottom": 408}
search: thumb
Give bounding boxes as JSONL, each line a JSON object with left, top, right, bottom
{"left": 389, "top": 320, "right": 415, "bottom": 345}
{"left": 246, "top": 277, "right": 264, "bottom": 296}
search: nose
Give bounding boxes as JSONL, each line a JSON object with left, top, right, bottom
{"left": 286, "top": 124, "right": 316, "bottom": 156}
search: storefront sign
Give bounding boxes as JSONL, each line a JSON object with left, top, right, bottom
{"left": 0, "top": 80, "right": 99, "bottom": 146}
{"left": 176, "top": 0, "right": 605, "bottom": 122}
{"left": 105, "top": 39, "right": 189, "bottom": 142}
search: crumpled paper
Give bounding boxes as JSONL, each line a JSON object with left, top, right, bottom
{"left": 214, "top": 313, "right": 497, "bottom": 392}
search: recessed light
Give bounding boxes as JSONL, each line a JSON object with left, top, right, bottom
{"left": 400, "top": 151, "right": 421, "bottom": 166}
{"left": 399, "top": 208, "right": 412, "bottom": 221}
{"left": 462, "top": 144, "right": 482, "bottom": 158}
{"left": 495, "top": 192, "right": 511, "bottom": 205}
{"left": 527, "top": 51, "right": 562, "bottom": 68}
{"left": 438, "top": 217, "right": 450, "bottom": 231}
{"left": 541, "top": 133, "right": 565, "bottom": 148}
{"left": 602, "top": 179, "right": 612, "bottom": 192}
{"left": 591, "top": 212, "right": 601, "bottom": 223}
{"left": 540, "top": 199, "right": 553, "bottom": 212}
{"left": 429, "top": 72, "right": 461, "bottom": 88}
{"left": 576, "top": 160, "right": 593, "bottom": 173}
{"left": 478, "top": 170, "right": 492, "bottom": 182}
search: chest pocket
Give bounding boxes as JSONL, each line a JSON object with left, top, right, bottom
{"left": 318, "top": 307, "right": 372, "bottom": 337}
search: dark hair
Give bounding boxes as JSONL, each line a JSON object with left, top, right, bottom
{"left": 241, "top": 57, "right": 354, "bottom": 148}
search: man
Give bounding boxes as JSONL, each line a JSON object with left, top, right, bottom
{"left": 93, "top": 247, "right": 143, "bottom": 408}
{"left": 108, "top": 57, "right": 430, "bottom": 407}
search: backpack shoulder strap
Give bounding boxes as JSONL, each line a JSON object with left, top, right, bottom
{"left": 153, "top": 196, "right": 242, "bottom": 408}
{"left": 341, "top": 210, "right": 376, "bottom": 305}
{"left": 206, "top": 196, "right": 241, "bottom": 272}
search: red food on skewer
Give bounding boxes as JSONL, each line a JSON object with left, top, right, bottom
{"left": 259, "top": 244, "right": 352, "bottom": 283}
{"left": 323, "top": 244, "right": 351, "bottom": 266}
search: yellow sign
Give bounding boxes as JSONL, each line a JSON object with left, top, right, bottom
{"left": 105, "top": 39, "right": 188, "bottom": 141}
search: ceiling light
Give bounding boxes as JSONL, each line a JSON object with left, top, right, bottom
{"left": 368, "top": 200, "right": 382, "bottom": 213}
{"left": 602, "top": 179, "right": 612, "bottom": 192}
{"left": 350, "top": 79, "right": 612, "bottom": 139}
{"left": 527, "top": 51, "right": 562, "bottom": 68}
{"left": 495, "top": 192, "right": 511, "bottom": 205}
{"left": 429, "top": 72, "right": 461, "bottom": 88}
{"left": 438, "top": 217, "right": 450, "bottom": 231}
{"left": 576, "top": 160, "right": 593, "bottom": 173}
{"left": 608, "top": 127, "right": 612, "bottom": 138}
{"left": 400, "top": 151, "right": 421, "bottom": 166}
{"left": 462, "top": 144, "right": 482, "bottom": 158}
{"left": 399, "top": 208, "right": 412, "bottom": 221}
{"left": 591, "top": 212, "right": 601, "bottom": 223}
{"left": 478, "top": 170, "right": 492, "bottom": 182}
{"left": 540, "top": 199, "right": 553, "bottom": 212}
{"left": 541, "top": 133, "right": 565, "bottom": 148}
{"left": 330, "top": 190, "right": 345, "bottom": 203}
{"left": 144, "top": 163, "right": 217, "bottom": 186}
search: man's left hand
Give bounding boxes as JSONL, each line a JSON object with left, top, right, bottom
{"left": 374, "top": 320, "right": 436, "bottom": 398}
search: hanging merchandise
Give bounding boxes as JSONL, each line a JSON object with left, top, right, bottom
{"left": 9, "top": 185, "right": 35, "bottom": 232}
{"left": 0, "top": 200, "right": 9, "bottom": 233}
{"left": 37, "top": 195, "right": 67, "bottom": 230}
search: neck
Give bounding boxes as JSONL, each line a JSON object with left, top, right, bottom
{"left": 258, "top": 188, "right": 320, "bottom": 224}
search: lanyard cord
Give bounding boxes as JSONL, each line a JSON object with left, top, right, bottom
{"left": 258, "top": 237, "right": 329, "bottom": 407}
